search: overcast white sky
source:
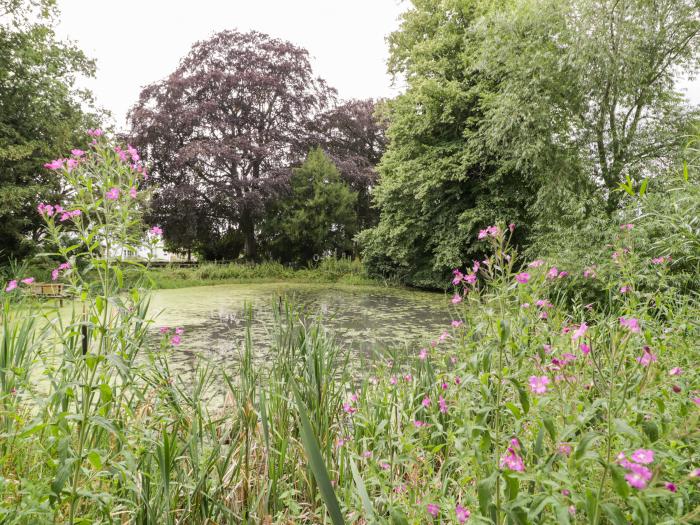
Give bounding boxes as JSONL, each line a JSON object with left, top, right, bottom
{"left": 55, "top": 0, "right": 408, "bottom": 131}
{"left": 55, "top": 0, "right": 698, "bottom": 132}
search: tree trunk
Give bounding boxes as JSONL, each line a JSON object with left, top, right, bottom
{"left": 241, "top": 212, "right": 257, "bottom": 260}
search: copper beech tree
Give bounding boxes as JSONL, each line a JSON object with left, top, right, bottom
{"left": 129, "top": 30, "right": 334, "bottom": 259}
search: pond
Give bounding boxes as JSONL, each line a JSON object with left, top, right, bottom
{"left": 148, "top": 282, "right": 454, "bottom": 372}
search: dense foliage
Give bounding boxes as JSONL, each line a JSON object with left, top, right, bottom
{"left": 1, "top": 139, "right": 698, "bottom": 523}
{"left": 361, "top": 0, "right": 700, "bottom": 288}
{"left": 0, "top": 0, "right": 98, "bottom": 262}
{"left": 129, "top": 31, "right": 386, "bottom": 261}
{"left": 263, "top": 148, "right": 358, "bottom": 264}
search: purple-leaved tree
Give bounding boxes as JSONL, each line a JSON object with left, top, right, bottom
{"left": 129, "top": 30, "right": 334, "bottom": 259}
{"left": 309, "top": 99, "right": 388, "bottom": 230}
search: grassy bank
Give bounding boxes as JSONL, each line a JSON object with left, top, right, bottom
{"left": 142, "top": 258, "right": 386, "bottom": 289}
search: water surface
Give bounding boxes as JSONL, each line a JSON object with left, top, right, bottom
{"left": 148, "top": 282, "right": 453, "bottom": 372}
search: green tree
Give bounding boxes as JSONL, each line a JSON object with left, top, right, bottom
{"left": 475, "top": 0, "right": 699, "bottom": 215}
{"left": 359, "top": 0, "right": 538, "bottom": 287}
{"left": 362, "top": 0, "right": 699, "bottom": 287}
{"left": 264, "top": 148, "right": 358, "bottom": 264}
{"left": 0, "top": 0, "right": 98, "bottom": 262}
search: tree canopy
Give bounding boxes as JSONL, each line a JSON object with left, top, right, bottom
{"left": 263, "top": 147, "right": 358, "bottom": 264}
{"left": 129, "top": 30, "right": 334, "bottom": 260}
{"left": 360, "top": 0, "right": 700, "bottom": 287}
{"left": 0, "top": 0, "right": 98, "bottom": 262}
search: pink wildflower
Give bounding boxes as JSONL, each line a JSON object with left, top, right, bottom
{"left": 419, "top": 348, "right": 428, "bottom": 360}
{"left": 20, "top": 277, "right": 34, "bottom": 285}
{"left": 451, "top": 320, "right": 463, "bottom": 328}
{"left": 451, "top": 293, "right": 462, "bottom": 304}
{"left": 625, "top": 463, "right": 652, "bottom": 489}
{"left": 175, "top": 327, "right": 184, "bottom": 335}
{"left": 5, "top": 280, "right": 18, "bottom": 292}
{"left": 127, "top": 144, "right": 140, "bottom": 162}
{"left": 149, "top": 226, "right": 163, "bottom": 236}
{"left": 51, "top": 269, "right": 59, "bottom": 281}
{"left": 500, "top": 448, "right": 525, "bottom": 471}
{"left": 454, "top": 376, "right": 462, "bottom": 385}
{"left": 515, "top": 272, "right": 530, "bottom": 284}
{"left": 547, "top": 267, "right": 559, "bottom": 279}
{"left": 572, "top": 322, "right": 588, "bottom": 342}
{"left": 343, "top": 403, "right": 357, "bottom": 415}
{"left": 619, "top": 317, "right": 641, "bottom": 333}
{"left": 413, "top": 420, "right": 427, "bottom": 428}
{"left": 159, "top": 327, "right": 170, "bottom": 334}
{"left": 580, "top": 343, "right": 590, "bottom": 355}
{"left": 529, "top": 375, "right": 550, "bottom": 394}
{"left": 129, "top": 187, "right": 137, "bottom": 198}
{"left": 422, "top": 396, "right": 431, "bottom": 408}
{"left": 509, "top": 223, "right": 515, "bottom": 232}
{"left": 362, "top": 450, "right": 372, "bottom": 458}
{"left": 379, "top": 461, "right": 390, "bottom": 470}
{"left": 521, "top": 302, "right": 530, "bottom": 309}
{"left": 690, "top": 468, "right": 700, "bottom": 477}
{"left": 558, "top": 444, "right": 572, "bottom": 456}
{"left": 665, "top": 482, "right": 677, "bottom": 492}
{"left": 464, "top": 273, "right": 477, "bottom": 284}
{"left": 427, "top": 503, "right": 439, "bottom": 518}
{"left": 631, "top": 449, "right": 654, "bottom": 464}
{"left": 71, "top": 149, "right": 85, "bottom": 157}
{"left": 44, "top": 158, "right": 64, "bottom": 170}
{"left": 637, "top": 347, "right": 657, "bottom": 367}
{"left": 620, "top": 285, "right": 631, "bottom": 294}
{"left": 620, "top": 223, "right": 634, "bottom": 230}
{"left": 171, "top": 335, "right": 181, "bottom": 346}
{"left": 583, "top": 267, "right": 596, "bottom": 279}
{"left": 438, "top": 396, "right": 448, "bottom": 414}
{"left": 669, "top": 367, "right": 682, "bottom": 376}
{"left": 558, "top": 271, "right": 569, "bottom": 278}
{"left": 87, "top": 128, "right": 104, "bottom": 137}
{"left": 455, "top": 504, "right": 470, "bottom": 523}
{"left": 106, "top": 187, "right": 120, "bottom": 200}
{"left": 625, "top": 471, "right": 648, "bottom": 489}
{"left": 529, "top": 259, "right": 545, "bottom": 268}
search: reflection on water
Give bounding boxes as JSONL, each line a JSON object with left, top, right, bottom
{"left": 148, "top": 282, "right": 453, "bottom": 373}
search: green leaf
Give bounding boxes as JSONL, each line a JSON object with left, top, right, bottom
{"left": 610, "top": 465, "right": 630, "bottom": 499}
{"left": 292, "top": 381, "right": 345, "bottom": 525}
{"left": 601, "top": 502, "right": 628, "bottom": 525}
{"left": 87, "top": 450, "right": 102, "bottom": 470}
{"left": 390, "top": 509, "right": 409, "bottom": 525}
{"left": 613, "top": 419, "right": 640, "bottom": 439}
{"left": 350, "top": 459, "right": 374, "bottom": 519}
{"left": 641, "top": 421, "right": 659, "bottom": 442}
{"left": 574, "top": 433, "right": 597, "bottom": 460}
{"left": 477, "top": 472, "right": 496, "bottom": 515}
{"left": 639, "top": 178, "right": 648, "bottom": 197}
{"left": 543, "top": 417, "right": 557, "bottom": 442}
{"left": 505, "top": 401, "right": 521, "bottom": 419}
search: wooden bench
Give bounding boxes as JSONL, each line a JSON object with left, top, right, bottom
{"left": 29, "top": 283, "right": 68, "bottom": 306}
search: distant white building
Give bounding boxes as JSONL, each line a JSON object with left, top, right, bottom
{"left": 107, "top": 238, "right": 195, "bottom": 262}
